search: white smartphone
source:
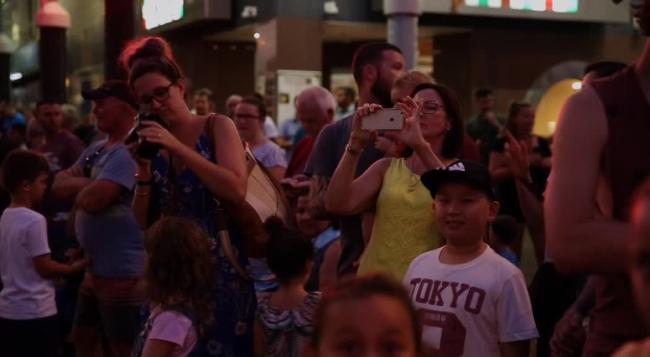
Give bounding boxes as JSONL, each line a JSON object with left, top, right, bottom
{"left": 361, "top": 108, "right": 405, "bottom": 131}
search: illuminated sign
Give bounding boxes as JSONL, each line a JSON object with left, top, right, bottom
{"left": 142, "top": 0, "right": 184, "bottom": 30}
{"left": 464, "top": 0, "right": 579, "bottom": 13}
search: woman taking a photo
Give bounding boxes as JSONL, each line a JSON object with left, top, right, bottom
{"left": 325, "top": 83, "right": 464, "bottom": 279}
{"left": 123, "top": 36, "right": 255, "bottom": 356}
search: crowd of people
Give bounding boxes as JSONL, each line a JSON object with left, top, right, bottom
{"left": 0, "top": 1, "right": 649, "bottom": 356}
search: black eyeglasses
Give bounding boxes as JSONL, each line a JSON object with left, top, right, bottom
{"left": 82, "top": 146, "right": 105, "bottom": 178}
{"left": 138, "top": 83, "right": 174, "bottom": 106}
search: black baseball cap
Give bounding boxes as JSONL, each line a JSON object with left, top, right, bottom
{"left": 82, "top": 80, "right": 138, "bottom": 110}
{"left": 420, "top": 160, "right": 495, "bottom": 199}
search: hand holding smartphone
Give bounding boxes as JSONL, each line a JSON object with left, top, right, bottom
{"left": 361, "top": 108, "right": 405, "bottom": 131}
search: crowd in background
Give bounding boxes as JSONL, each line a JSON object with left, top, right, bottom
{"left": 1, "top": 1, "right": 650, "bottom": 356}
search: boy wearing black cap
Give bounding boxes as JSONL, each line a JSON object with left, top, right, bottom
{"left": 403, "top": 160, "right": 537, "bottom": 357}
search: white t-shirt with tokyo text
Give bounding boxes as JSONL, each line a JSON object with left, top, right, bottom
{"left": 403, "top": 245, "right": 538, "bottom": 357}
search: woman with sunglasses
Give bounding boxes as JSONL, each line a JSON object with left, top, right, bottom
{"left": 121, "top": 36, "right": 255, "bottom": 357}
{"left": 325, "top": 83, "right": 465, "bottom": 280}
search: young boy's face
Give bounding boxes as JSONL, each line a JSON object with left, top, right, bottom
{"left": 26, "top": 173, "right": 49, "bottom": 205}
{"left": 434, "top": 182, "right": 499, "bottom": 246}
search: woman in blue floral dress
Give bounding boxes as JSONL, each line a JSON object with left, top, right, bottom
{"left": 123, "top": 36, "right": 255, "bottom": 356}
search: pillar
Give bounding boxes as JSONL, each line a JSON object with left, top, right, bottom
{"left": 384, "top": 0, "right": 422, "bottom": 69}
{"left": 36, "top": 0, "right": 70, "bottom": 102}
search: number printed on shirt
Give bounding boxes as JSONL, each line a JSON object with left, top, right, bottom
{"left": 419, "top": 308, "right": 467, "bottom": 357}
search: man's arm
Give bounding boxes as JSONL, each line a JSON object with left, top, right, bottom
{"left": 76, "top": 180, "right": 122, "bottom": 214}
{"left": 77, "top": 146, "right": 136, "bottom": 214}
{"left": 545, "top": 85, "right": 628, "bottom": 274}
{"left": 52, "top": 164, "right": 91, "bottom": 200}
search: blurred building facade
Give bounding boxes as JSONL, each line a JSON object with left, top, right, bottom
{"left": 0, "top": 0, "right": 644, "bottom": 134}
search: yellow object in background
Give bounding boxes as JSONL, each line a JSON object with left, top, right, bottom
{"left": 533, "top": 78, "right": 582, "bottom": 138}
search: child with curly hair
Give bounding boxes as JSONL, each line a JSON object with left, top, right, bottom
{"left": 254, "top": 217, "right": 321, "bottom": 357}
{"left": 132, "top": 217, "right": 214, "bottom": 357}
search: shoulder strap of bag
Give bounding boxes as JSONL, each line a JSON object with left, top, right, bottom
{"left": 203, "top": 114, "right": 251, "bottom": 281}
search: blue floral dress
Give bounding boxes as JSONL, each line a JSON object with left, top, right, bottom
{"left": 149, "top": 132, "right": 255, "bottom": 357}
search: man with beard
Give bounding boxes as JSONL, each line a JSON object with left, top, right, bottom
{"left": 545, "top": 0, "right": 650, "bottom": 354}
{"left": 303, "top": 42, "right": 405, "bottom": 275}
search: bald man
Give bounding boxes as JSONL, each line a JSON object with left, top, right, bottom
{"left": 285, "top": 87, "right": 336, "bottom": 178}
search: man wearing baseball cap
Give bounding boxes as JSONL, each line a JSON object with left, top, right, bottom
{"left": 52, "top": 80, "right": 144, "bottom": 356}
{"left": 403, "top": 160, "right": 538, "bottom": 357}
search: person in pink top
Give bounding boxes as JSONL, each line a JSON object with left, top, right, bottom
{"left": 132, "top": 217, "right": 214, "bottom": 357}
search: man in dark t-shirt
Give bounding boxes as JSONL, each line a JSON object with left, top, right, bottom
{"left": 466, "top": 88, "right": 506, "bottom": 165}
{"left": 33, "top": 101, "right": 84, "bottom": 173}
{"left": 304, "top": 42, "right": 406, "bottom": 275}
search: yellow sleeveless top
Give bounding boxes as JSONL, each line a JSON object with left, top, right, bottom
{"left": 357, "top": 158, "right": 439, "bottom": 280}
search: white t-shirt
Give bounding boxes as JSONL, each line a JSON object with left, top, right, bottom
{"left": 252, "top": 140, "right": 287, "bottom": 169}
{"left": 264, "top": 116, "right": 279, "bottom": 139}
{"left": 145, "top": 306, "right": 198, "bottom": 357}
{"left": 0, "top": 207, "right": 56, "bottom": 319}
{"left": 403, "top": 245, "right": 538, "bottom": 357}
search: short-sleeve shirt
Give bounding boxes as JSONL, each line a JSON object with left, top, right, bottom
{"left": 466, "top": 114, "right": 506, "bottom": 165}
{"left": 303, "top": 114, "right": 384, "bottom": 274}
{"left": 285, "top": 136, "right": 315, "bottom": 178}
{"left": 264, "top": 116, "right": 279, "bottom": 139}
{"left": 279, "top": 118, "right": 302, "bottom": 143}
{"left": 144, "top": 305, "right": 198, "bottom": 357}
{"left": 403, "top": 246, "right": 538, "bottom": 356}
{"left": 75, "top": 139, "right": 144, "bottom": 277}
{"left": 36, "top": 129, "right": 84, "bottom": 173}
{"left": 256, "top": 291, "right": 321, "bottom": 357}
{"left": 252, "top": 140, "right": 287, "bottom": 169}
{"left": 0, "top": 207, "right": 56, "bottom": 319}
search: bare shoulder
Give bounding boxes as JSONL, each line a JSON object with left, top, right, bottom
{"left": 554, "top": 85, "right": 608, "bottom": 148}
{"left": 208, "top": 113, "right": 236, "bottom": 129}
{"left": 559, "top": 85, "right": 606, "bottom": 127}
{"left": 370, "top": 157, "right": 393, "bottom": 174}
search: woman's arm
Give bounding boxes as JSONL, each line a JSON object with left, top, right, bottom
{"left": 324, "top": 153, "right": 389, "bottom": 216}
{"left": 324, "top": 104, "right": 389, "bottom": 216}
{"left": 139, "top": 116, "right": 248, "bottom": 205}
{"left": 142, "top": 339, "right": 176, "bottom": 357}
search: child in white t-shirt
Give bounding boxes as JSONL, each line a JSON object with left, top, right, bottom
{"left": 404, "top": 160, "right": 538, "bottom": 357}
{"left": 132, "top": 217, "right": 214, "bottom": 357}
{"left": 0, "top": 150, "right": 87, "bottom": 357}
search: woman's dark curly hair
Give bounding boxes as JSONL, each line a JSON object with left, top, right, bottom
{"left": 145, "top": 217, "right": 214, "bottom": 335}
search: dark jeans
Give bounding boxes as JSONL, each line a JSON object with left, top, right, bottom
{"left": 0, "top": 314, "right": 60, "bottom": 357}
